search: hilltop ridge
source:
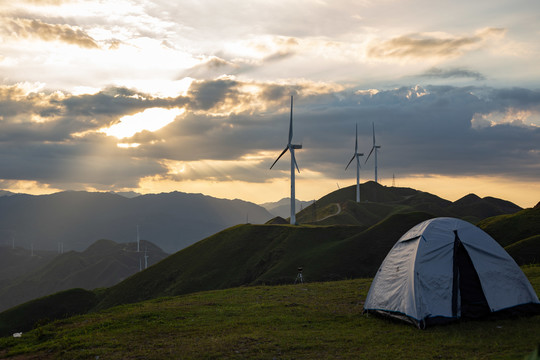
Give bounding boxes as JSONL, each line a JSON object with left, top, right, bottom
{"left": 294, "top": 181, "right": 522, "bottom": 226}
{"left": 0, "top": 190, "right": 273, "bottom": 253}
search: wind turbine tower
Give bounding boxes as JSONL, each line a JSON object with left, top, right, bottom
{"left": 144, "top": 247, "right": 149, "bottom": 269}
{"left": 365, "top": 122, "right": 381, "bottom": 183}
{"left": 270, "top": 95, "right": 302, "bottom": 225}
{"left": 346, "top": 123, "right": 364, "bottom": 202}
{"left": 136, "top": 224, "right": 140, "bottom": 253}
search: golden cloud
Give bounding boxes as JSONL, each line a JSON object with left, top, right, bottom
{"left": 367, "top": 28, "right": 506, "bottom": 59}
{"left": 3, "top": 17, "right": 99, "bottom": 49}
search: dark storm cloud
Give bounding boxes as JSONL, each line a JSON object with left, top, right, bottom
{"left": 61, "top": 86, "right": 186, "bottom": 119}
{"left": 1, "top": 80, "right": 539, "bottom": 190}
{"left": 3, "top": 17, "right": 99, "bottom": 48}
{"left": 490, "top": 87, "right": 540, "bottom": 108}
{"left": 186, "top": 79, "right": 242, "bottom": 110}
{"left": 0, "top": 139, "right": 166, "bottom": 188}
{"left": 123, "top": 82, "right": 540, "bottom": 185}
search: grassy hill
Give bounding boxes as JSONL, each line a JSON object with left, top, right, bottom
{"left": 94, "top": 211, "right": 432, "bottom": 310}
{"left": 477, "top": 205, "right": 540, "bottom": 247}
{"left": 0, "top": 183, "right": 535, "bottom": 349}
{"left": 295, "top": 181, "right": 522, "bottom": 226}
{"left": 1, "top": 266, "right": 538, "bottom": 359}
{"left": 0, "top": 211, "right": 433, "bottom": 336}
{"left": 0, "top": 288, "right": 98, "bottom": 338}
{"left": 505, "top": 235, "right": 540, "bottom": 265}
{"left": 475, "top": 204, "right": 540, "bottom": 267}
{"left": 0, "top": 239, "right": 168, "bottom": 312}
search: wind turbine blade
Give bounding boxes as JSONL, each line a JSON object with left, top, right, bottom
{"left": 365, "top": 146, "right": 374, "bottom": 164}
{"left": 372, "top": 122, "right": 376, "bottom": 146}
{"left": 355, "top": 123, "right": 358, "bottom": 153}
{"left": 288, "top": 96, "right": 293, "bottom": 144}
{"left": 291, "top": 150, "right": 300, "bottom": 173}
{"left": 270, "top": 147, "right": 288, "bottom": 169}
{"left": 345, "top": 154, "right": 356, "bottom": 170}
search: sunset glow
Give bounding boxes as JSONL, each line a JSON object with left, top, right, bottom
{"left": 102, "top": 108, "right": 184, "bottom": 139}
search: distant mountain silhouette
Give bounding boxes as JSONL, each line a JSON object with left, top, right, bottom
{"left": 0, "top": 247, "right": 56, "bottom": 286}
{"left": 0, "top": 191, "right": 273, "bottom": 254}
{"left": 0, "top": 239, "right": 168, "bottom": 311}
{"left": 259, "top": 198, "right": 315, "bottom": 218}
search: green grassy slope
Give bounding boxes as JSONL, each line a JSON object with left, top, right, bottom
{"left": 95, "top": 211, "right": 433, "bottom": 310}
{"left": 478, "top": 206, "right": 540, "bottom": 247}
{"left": 1, "top": 266, "right": 538, "bottom": 359}
{"left": 0, "top": 288, "right": 97, "bottom": 337}
{"left": 505, "top": 235, "right": 540, "bottom": 265}
{"left": 94, "top": 224, "right": 363, "bottom": 310}
{"left": 296, "top": 182, "right": 522, "bottom": 226}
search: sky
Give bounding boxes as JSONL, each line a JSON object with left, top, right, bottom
{"left": 0, "top": 0, "right": 539, "bottom": 208}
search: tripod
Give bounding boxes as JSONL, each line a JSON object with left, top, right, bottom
{"left": 295, "top": 267, "right": 304, "bottom": 284}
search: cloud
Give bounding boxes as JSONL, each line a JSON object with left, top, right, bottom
{"left": 2, "top": 17, "right": 99, "bottom": 48}
{"left": 367, "top": 28, "right": 506, "bottom": 59}
{"left": 419, "top": 67, "right": 485, "bottom": 81}
{"left": 181, "top": 57, "right": 242, "bottom": 80}
{"left": 1, "top": 80, "right": 539, "bottom": 192}
{"left": 179, "top": 36, "right": 300, "bottom": 80}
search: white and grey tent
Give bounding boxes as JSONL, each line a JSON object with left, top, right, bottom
{"left": 363, "top": 217, "right": 540, "bottom": 328}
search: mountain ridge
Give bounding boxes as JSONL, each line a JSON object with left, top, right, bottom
{"left": 0, "top": 239, "right": 168, "bottom": 312}
{"left": 0, "top": 190, "right": 273, "bottom": 253}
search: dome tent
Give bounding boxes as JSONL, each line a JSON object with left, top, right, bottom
{"left": 363, "top": 217, "right": 540, "bottom": 328}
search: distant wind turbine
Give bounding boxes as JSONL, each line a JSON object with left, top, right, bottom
{"left": 345, "top": 123, "right": 364, "bottom": 202}
{"left": 136, "top": 224, "right": 140, "bottom": 253}
{"left": 270, "top": 95, "right": 302, "bottom": 225}
{"left": 365, "top": 122, "right": 381, "bottom": 183}
{"left": 144, "top": 247, "right": 149, "bottom": 269}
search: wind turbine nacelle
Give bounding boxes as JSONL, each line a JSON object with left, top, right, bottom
{"left": 291, "top": 144, "right": 302, "bottom": 149}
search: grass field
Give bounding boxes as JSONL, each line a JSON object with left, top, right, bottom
{"left": 1, "top": 266, "right": 539, "bottom": 359}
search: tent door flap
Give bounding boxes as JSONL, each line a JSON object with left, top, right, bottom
{"left": 452, "top": 231, "right": 491, "bottom": 319}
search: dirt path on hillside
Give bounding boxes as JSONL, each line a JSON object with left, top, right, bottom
{"left": 317, "top": 203, "right": 341, "bottom": 221}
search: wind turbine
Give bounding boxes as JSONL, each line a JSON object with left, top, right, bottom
{"left": 270, "top": 95, "right": 302, "bottom": 225}
{"left": 144, "top": 247, "right": 149, "bottom": 269}
{"left": 345, "top": 123, "right": 364, "bottom": 202}
{"left": 136, "top": 224, "right": 140, "bottom": 253}
{"left": 365, "top": 122, "right": 381, "bottom": 183}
